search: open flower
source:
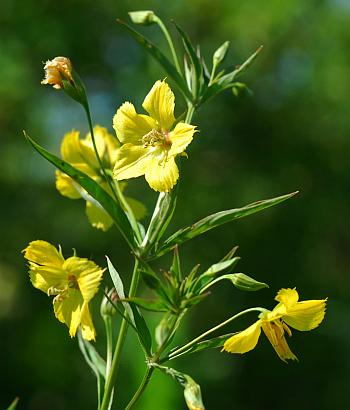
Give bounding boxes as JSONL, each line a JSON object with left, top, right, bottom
{"left": 23, "top": 240, "right": 105, "bottom": 341}
{"left": 223, "top": 288, "right": 327, "bottom": 362}
{"left": 113, "top": 80, "right": 196, "bottom": 192}
{"left": 41, "top": 56, "right": 73, "bottom": 89}
{"left": 56, "top": 125, "right": 146, "bottom": 231}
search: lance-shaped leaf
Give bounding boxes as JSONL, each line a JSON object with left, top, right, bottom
{"left": 125, "top": 297, "right": 168, "bottom": 312}
{"left": 200, "top": 273, "right": 268, "bottom": 294}
{"left": 201, "top": 45, "right": 263, "bottom": 104}
{"left": 24, "top": 133, "right": 136, "bottom": 249}
{"left": 6, "top": 398, "right": 19, "bottom": 410}
{"left": 173, "top": 22, "right": 204, "bottom": 98}
{"left": 117, "top": 19, "right": 192, "bottom": 101}
{"left": 107, "top": 257, "right": 152, "bottom": 354}
{"left": 141, "top": 190, "right": 178, "bottom": 254}
{"left": 191, "top": 257, "right": 241, "bottom": 294}
{"left": 156, "top": 191, "right": 298, "bottom": 257}
{"left": 78, "top": 333, "right": 107, "bottom": 378}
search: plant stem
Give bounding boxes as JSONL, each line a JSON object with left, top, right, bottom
{"left": 168, "top": 307, "right": 266, "bottom": 359}
{"left": 104, "top": 316, "right": 113, "bottom": 383}
{"left": 100, "top": 259, "right": 140, "bottom": 410}
{"left": 124, "top": 367, "right": 154, "bottom": 410}
{"left": 154, "top": 16, "right": 182, "bottom": 75}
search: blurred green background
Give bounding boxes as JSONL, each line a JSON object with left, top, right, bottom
{"left": 1, "top": 0, "right": 349, "bottom": 409}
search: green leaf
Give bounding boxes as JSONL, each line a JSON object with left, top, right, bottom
{"left": 191, "top": 257, "right": 241, "bottom": 294}
{"left": 24, "top": 133, "right": 136, "bottom": 249}
{"left": 116, "top": 19, "right": 192, "bottom": 101}
{"left": 141, "top": 191, "right": 177, "bottom": 254}
{"left": 170, "top": 246, "right": 182, "bottom": 283}
{"left": 157, "top": 191, "right": 298, "bottom": 257}
{"left": 173, "top": 22, "right": 203, "bottom": 98}
{"left": 107, "top": 257, "right": 152, "bottom": 354}
{"left": 125, "top": 297, "right": 168, "bottom": 312}
{"left": 78, "top": 334, "right": 106, "bottom": 378}
{"left": 6, "top": 398, "right": 19, "bottom": 410}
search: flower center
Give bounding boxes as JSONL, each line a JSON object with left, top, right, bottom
{"left": 141, "top": 129, "right": 171, "bottom": 149}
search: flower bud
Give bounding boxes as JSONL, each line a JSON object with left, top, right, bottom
{"left": 229, "top": 273, "right": 268, "bottom": 291}
{"left": 41, "top": 57, "right": 73, "bottom": 90}
{"left": 184, "top": 377, "right": 205, "bottom": 410}
{"left": 232, "top": 82, "right": 252, "bottom": 98}
{"left": 128, "top": 10, "right": 156, "bottom": 26}
{"left": 213, "top": 41, "right": 230, "bottom": 67}
{"left": 100, "top": 288, "right": 119, "bottom": 318}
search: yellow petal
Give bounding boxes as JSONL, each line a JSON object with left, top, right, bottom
{"left": 145, "top": 155, "right": 179, "bottom": 192}
{"left": 142, "top": 80, "right": 175, "bottom": 131}
{"left": 275, "top": 288, "right": 299, "bottom": 308}
{"left": 80, "top": 302, "right": 96, "bottom": 341}
{"left": 169, "top": 122, "right": 196, "bottom": 157}
{"left": 28, "top": 264, "right": 67, "bottom": 294}
{"left": 23, "top": 240, "right": 64, "bottom": 267}
{"left": 55, "top": 170, "right": 81, "bottom": 199}
{"left": 283, "top": 299, "right": 327, "bottom": 331}
{"left": 63, "top": 257, "right": 104, "bottom": 302}
{"left": 53, "top": 288, "right": 83, "bottom": 337}
{"left": 113, "top": 102, "right": 156, "bottom": 143}
{"left": 223, "top": 320, "right": 262, "bottom": 354}
{"left": 61, "top": 130, "right": 85, "bottom": 163}
{"left": 261, "top": 320, "right": 298, "bottom": 362}
{"left": 113, "top": 143, "right": 154, "bottom": 180}
{"left": 85, "top": 201, "right": 113, "bottom": 231}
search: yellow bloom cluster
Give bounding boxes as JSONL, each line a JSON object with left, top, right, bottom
{"left": 23, "top": 240, "right": 104, "bottom": 341}
{"left": 56, "top": 125, "right": 145, "bottom": 230}
{"left": 223, "top": 288, "right": 327, "bottom": 362}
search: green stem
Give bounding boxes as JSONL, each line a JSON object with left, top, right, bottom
{"left": 168, "top": 307, "right": 266, "bottom": 360}
{"left": 154, "top": 16, "right": 182, "bottom": 74}
{"left": 104, "top": 316, "right": 113, "bottom": 383}
{"left": 125, "top": 367, "right": 154, "bottom": 410}
{"left": 185, "top": 104, "right": 195, "bottom": 123}
{"left": 100, "top": 259, "right": 141, "bottom": 410}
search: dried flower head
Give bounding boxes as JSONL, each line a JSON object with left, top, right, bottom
{"left": 41, "top": 56, "right": 73, "bottom": 89}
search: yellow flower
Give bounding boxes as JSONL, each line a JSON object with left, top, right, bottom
{"left": 56, "top": 125, "right": 146, "bottom": 231}
{"left": 23, "top": 240, "right": 105, "bottom": 341}
{"left": 113, "top": 80, "right": 196, "bottom": 192}
{"left": 223, "top": 288, "right": 327, "bottom": 362}
{"left": 41, "top": 56, "right": 73, "bottom": 89}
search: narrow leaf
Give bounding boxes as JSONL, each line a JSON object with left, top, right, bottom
{"left": 157, "top": 191, "right": 298, "bottom": 257}
{"left": 6, "top": 398, "right": 19, "bottom": 410}
{"left": 125, "top": 297, "right": 168, "bottom": 312}
{"left": 24, "top": 133, "right": 135, "bottom": 248}
{"left": 107, "top": 257, "right": 152, "bottom": 354}
{"left": 117, "top": 19, "right": 192, "bottom": 101}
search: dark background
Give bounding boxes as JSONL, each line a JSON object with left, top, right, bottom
{"left": 1, "top": 0, "right": 349, "bottom": 409}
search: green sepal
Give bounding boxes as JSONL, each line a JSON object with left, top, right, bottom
{"left": 107, "top": 257, "right": 152, "bottom": 354}
{"left": 212, "top": 41, "right": 230, "bottom": 67}
{"left": 24, "top": 133, "right": 136, "bottom": 249}
{"left": 5, "top": 398, "right": 19, "bottom": 410}
{"left": 61, "top": 70, "right": 87, "bottom": 106}
{"left": 124, "top": 297, "right": 168, "bottom": 312}
{"left": 116, "top": 19, "right": 192, "bottom": 102}
{"left": 157, "top": 191, "right": 298, "bottom": 257}
{"left": 181, "top": 292, "right": 210, "bottom": 309}
{"left": 220, "top": 273, "right": 268, "bottom": 292}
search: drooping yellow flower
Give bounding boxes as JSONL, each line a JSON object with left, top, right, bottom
{"left": 56, "top": 125, "right": 146, "bottom": 231}
{"left": 41, "top": 56, "right": 73, "bottom": 89}
{"left": 113, "top": 80, "right": 196, "bottom": 192}
{"left": 223, "top": 288, "right": 327, "bottom": 362}
{"left": 23, "top": 240, "right": 105, "bottom": 341}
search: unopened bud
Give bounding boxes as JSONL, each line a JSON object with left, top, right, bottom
{"left": 128, "top": 10, "right": 156, "bottom": 26}
{"left": 229, "top": 273, "right": 268, "bottom": 291}
{"left": 100, "top": 288, "right": 119, "bottom": 317}
{"left": 213, "top": 41, "right": 230, "bottom": 67}
{"left": 184, "top": 377, "right": 205, "bottom": 410}
{"left": 41, "top": 57, "right": 73, "bottom": 90}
